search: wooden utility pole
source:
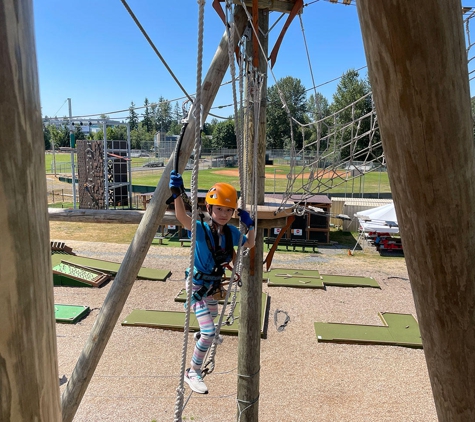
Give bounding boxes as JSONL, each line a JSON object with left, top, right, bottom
{"left": 0, "top": 1, "right": 61, "bottom": 420}
{"left": 60, "top": 7, "right": 248, "bottom": 422}
{"left": 237, "top": 7, "right": 269, "bottom": 422}
{"left": 357, "top": 1, "right": 475, "bottom": 420}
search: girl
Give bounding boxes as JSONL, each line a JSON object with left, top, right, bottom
{"left": 169, "top": 170, "right": 255, "bottom": 394}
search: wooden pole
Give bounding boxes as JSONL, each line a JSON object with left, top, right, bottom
{"left": 356, "top": 1, "right": 475, "bottom": 420}
{"left": 60, "top": 7, "right": 247, "bottom": 422}
{"left": 237, "top": 8, "right": 268, "bottom": 422}
{"left": 0, "top": 1, "right": 61, "bottom": 420}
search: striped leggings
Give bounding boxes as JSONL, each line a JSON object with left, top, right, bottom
{"left": 190, "top": 283, "right": 218, "bottom": 370}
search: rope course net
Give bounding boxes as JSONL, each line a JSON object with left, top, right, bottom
{"left": 269, "top": 4, "right": 475, "bottom": 212}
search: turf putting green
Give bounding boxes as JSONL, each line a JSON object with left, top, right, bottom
{"left": 314, "top": 312, "right": 422, "bottom": 348}
{"left": 265, "top": 268, "right": 379, "bottom": 288}
{"left": 266, "top": 268, "right": 324, "bottom": 289}
{"left": 122, "top": 292, "right": 268, "bottom": 337}
{"left": 320, "top": 274, "right": 380, "bottom": 288}
{"left": 51, "top": 254, "right": 171, "bottom": 281}
{"left": 55, "top": 304, "right": 90, "bottom": 324}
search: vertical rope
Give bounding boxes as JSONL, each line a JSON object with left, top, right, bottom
{"left": 202, "top": 0, "right": 249, "bottom": 376}
{"left": 225, "top": 1, "right": 244, "bottom": 197}
{"left": 173, "top": 1, "right": 205, "bottom": 421}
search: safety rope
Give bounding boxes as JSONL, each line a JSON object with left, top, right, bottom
{"left": 200, "top": 0, "right": 249, "bottom": 378}
{"left": 173, "top": 2, "right": 205, "bottom": 421}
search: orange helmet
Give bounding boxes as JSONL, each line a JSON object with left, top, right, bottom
{"left": 205, "top": 183, "right": 238, "bottom": 209}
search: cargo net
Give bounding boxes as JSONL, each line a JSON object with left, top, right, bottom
{"left": 283, "top": 91, "right": 382, "bottom": 201}
{"left": 277, "top": 6, "right": 475, "bottom": 210}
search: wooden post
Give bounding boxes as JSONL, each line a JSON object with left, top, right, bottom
{"left": 237, "top": 8, "right": 268, "bottom": 422}
{"left": 0, "top": 1, "right": 61, "bottom": 420}
{"left": 356, "top": 1, "right": 475, "bottom": 420}
{"left": 60, "top": 7, "right": 248, "bottom": 422}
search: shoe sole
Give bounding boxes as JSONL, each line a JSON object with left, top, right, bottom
{"left": 184, "top": 376, "right": 208, "bottom": 394}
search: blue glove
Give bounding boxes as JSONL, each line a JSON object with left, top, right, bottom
{"left": 169, "top": 170, "right": 184, "bottom": 197}
{"left": 238, "top": 209, "right": 254, "bottom": 229}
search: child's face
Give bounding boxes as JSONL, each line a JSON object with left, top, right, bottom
{"left": 210, "top": 206, "right": 234, "bottom": 226}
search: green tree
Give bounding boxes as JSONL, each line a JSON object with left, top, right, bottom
{"left": 128, "top": 102, "right": 139, "bottom": 131}
{"left": 212, "top": 119, "right": 236, "bottom": 148}
{"left": 74, "top": 124, "right": 86, "bottom": 141}
{"left": 266, "top": 76, "right": 308, "bottom": 149}
{"left": 43, "top": 121, "right": 51, "bottom": 149}
{"left": 203, "top": 118, "right": 218, "bottom": 136}
{"left": 155, "top": 96, "right": 172, "bottom": 133}
{"left": 329, "top": 69, "right": 379, "bottom": 162}
{"left": 48, "top": 124, "right": 69, "bottom": 148}
{"left": 142, "top": 98, "right": 153, "bottom": 133}
{"left": 131, "top": 125, "right": 154, "bottom": 150}
{"left": 111, "top": 125, "right": 128, "bottom": 140}
{"left": 306, "top": 92, "right": 330, "bottom": 150}
{"left": 167, "top": 101, "right": 184, "bottom": 135}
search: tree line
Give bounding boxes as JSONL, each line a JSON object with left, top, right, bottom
{"left": 43, "top": 68, "right": 379, "bottom": 162}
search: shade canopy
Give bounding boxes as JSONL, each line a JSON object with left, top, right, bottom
{"left": 355, "top": 203, "right": 399, "bottom": 234}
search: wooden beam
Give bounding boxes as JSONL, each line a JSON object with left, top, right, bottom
{"left": 0, "top": 0, "right": 61, "bottom": 420}
{"left": 231, "top": 0, "right": 297, "bottom": 13}
{"left": 357, "top": 1, "right": 475, "bottom": 420}
{"left": 48, "top": 207, "right": 291, "bottom": 228}
{"left": 60, "top": 7, "right": 249, "bottom": 422}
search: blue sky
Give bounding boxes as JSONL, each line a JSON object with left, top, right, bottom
{"left": 33, "top": 1, "right": 368, "bottom": 121}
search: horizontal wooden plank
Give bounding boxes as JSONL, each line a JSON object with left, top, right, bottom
{"left": 48, "top": 208, "right": 291, "bottom": 228}
{"left": 230, "top": 0, "right": 299, "bottom": 13}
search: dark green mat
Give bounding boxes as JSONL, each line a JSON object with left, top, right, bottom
{"left": 51, "top": 254, "right": 171, "bottom": 281}
{"left": 265, "top": 268, "right": 379, "bottom": 288}
{"left": 55, "top": 304, "right": 90, "bottom": 324}
{"left": 314, "top": 312, "right": 422, "bottom": 348}
{"left": 122, "top": 293, "right": 268, "bottom": 337}
{"left": 53, "top": 273, "right": 93, "bottom": 288}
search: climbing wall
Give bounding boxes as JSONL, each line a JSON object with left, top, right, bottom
{"left": 77, "top": 140, "right": 105, "bottom": 209}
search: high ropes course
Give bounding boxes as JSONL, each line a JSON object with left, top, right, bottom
{"left": 4, "top": 1, "right": 475, "bottom": 422}
{"left": 63, "top": 1, "right": 475, "bottom": 421}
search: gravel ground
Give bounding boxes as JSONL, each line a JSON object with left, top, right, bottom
{"left": 53, "top": 240, "right": 437, "bottom": 422}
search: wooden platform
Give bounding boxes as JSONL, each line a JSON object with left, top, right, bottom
{"left": 49, "top": 204, "right": 293, "bottom": 228}
{"left": 229, "top": 0, "right": 299, "bottom": 13}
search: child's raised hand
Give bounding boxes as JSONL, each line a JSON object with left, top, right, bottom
{"left": 169, "top": 170, "right": 184, "bottom": 198}
{"left": 238, "top": 208, "right": 254, "bottom": 229}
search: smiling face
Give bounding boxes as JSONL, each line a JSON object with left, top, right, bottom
{"left": 208, "top": 205, "right": 234, "bottom": 226}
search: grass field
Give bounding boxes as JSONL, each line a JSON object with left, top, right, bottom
{"left": 45, "top": 152, "right": 391, "bottom": 195}
{"left": 49, "top": 219, "right": 359, "bottom": 248}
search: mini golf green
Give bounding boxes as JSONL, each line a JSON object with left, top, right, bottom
{"left": 55, "top": 304, "right": 90, "bottom": 324}
{"left": 122, "top": 293, "right": 268, "bottom": 337}
{"left": 314, "top": 312, "right": 422, "bottom": 348}
{"left": 51, "top": 254, "right": 171, "bottom": 282}
{"left": 265, "top": 268, "right": 380, "bottom": 288}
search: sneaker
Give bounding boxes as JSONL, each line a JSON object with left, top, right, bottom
{"left": 184, "top": 368, "right": 208, "bottom": 394}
